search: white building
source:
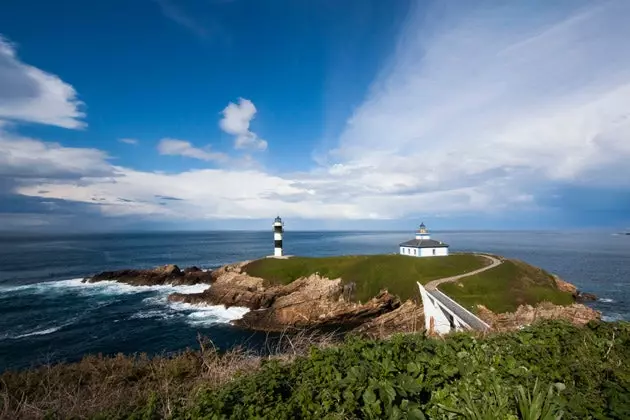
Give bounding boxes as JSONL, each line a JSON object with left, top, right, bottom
{"left": 399, "top": 223, "right": 449, "bottom": 257}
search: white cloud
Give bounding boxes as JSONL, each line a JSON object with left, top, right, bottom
{"left": 220, "top": 98, "right": 268, "bottom": 151}
{"left": 5, "top": 1, "right": 630, "bottom": 225}
{"left": 0, "top": 36, "right": 85, "bottom": 129}
{"left": 324, "top": 0, "right": 630, "bottom": 207}
{"left": 157, "top": 138, "right": 228, "bottom": 162}
{"left": 119, "top": 138, "right": 138, "bottom": 145}
{"left": 0, "top": 131, "right": 112, "bottom": 179}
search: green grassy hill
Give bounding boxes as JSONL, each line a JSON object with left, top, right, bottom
{"left": 438, "top": 259, "right": 574, "bottom": 313}
{"left": 243, "top": 254, "right": 489, "bottom": 302}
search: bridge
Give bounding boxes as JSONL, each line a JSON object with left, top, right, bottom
{"left": 417, "top": 254, "right": 501, "bottom": 335}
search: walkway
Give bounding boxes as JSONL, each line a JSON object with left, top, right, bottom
{"left": 424, "top": 254, "right": 503, "bottom": 291}
{"left": 419, "top": 254, "right": 503, "bottom": 333}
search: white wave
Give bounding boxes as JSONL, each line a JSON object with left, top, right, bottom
{"left": 4, "top": 316, "right": 79, "bottom": 340}
{"left": 599, "top": 298, "right": 614, "bottom": 303}
{"left": 130, "top": 310, "right": 175, "bottom": 320}
{"left": 168, "top": 301, "right": 249, "bottom": 326}
{"left": 0, "top": 278, "right": 210, "bottom": 297}
{"left": 602, "top": 313, "right": 627, "bottom": 322}
{"left": 14, "top": 326, "right": 61, "bottom": 339}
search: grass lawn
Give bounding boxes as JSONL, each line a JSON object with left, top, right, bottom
{"left": 242, "top": 254, "right": 488, "bottom": 303}
{"left": 439, "top": 259, "right": 574, "bottom": 313}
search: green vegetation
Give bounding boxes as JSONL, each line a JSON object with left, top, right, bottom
{"left": 190, "top": 321, "right": 630, "bottom": 419}
{"left": 243, "top": 254, "right": 488, "bottom": 302}
{"left": 2, "top": 321, "right": 628, "bottom": 419}
{"left": 439, "top": 259, "right": 574, "bottom": 313}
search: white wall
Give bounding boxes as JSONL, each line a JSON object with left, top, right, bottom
{"left": 419, "top": 247, "right": 449, "bottom": 257}
{"left": 417, "top": 283, "right": 452, "bottom": 334}
{"left": 400, "top": 247, "right": 449, "bottom": 257}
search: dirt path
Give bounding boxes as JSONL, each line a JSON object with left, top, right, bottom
{"left": 424, "top": 254, "right": 503, "bottom": 291}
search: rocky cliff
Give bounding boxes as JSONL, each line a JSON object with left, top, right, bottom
{"left": 476, "top": 301, "right": 601, "bottom": 331}
{"left": 84, "top": 264, "right": 215, "bottom": 286}
{"left": 167, "top": 262, "right": 401, "bottom": 332}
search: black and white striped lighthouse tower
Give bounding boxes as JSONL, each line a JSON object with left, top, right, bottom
{"left": 273, "top": 216, "right": 284, "bottom": 257}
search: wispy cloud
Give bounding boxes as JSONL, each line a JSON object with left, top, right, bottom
{"left": 0, "top": 36, "right": 85, "bottom": 128}
{"left": 155, "top": 0, "right": 209, "bottom": 39}
{"left": 3, "top": 1, "right": 630, "bottom": 226}
{"left": 320, "top": 0, "right": 630, "bottom": 213}
{"left": 220, "top": 98, "right": 268, "bottom": 151}
{"left": 119, "top": 138, "right": 139, "bottom": 145}
{"left": 157, "top": 138, "right": 228, "bottom": 162}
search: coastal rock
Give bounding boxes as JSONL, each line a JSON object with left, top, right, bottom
{"left": 353, "top": 300, "right": 424, "bottom": 338}
{"left": 168, "top": 283, "right": 278, "bottom": 309}
{"left": 575, "top": 292, "right": 597, "bottom": 302}
{"left": 168, "top": 267, "right": 401, "bottom": 332}
{"left": 476, "top": 302, "right": 601, "bottom": 332}
{"left": 235, "top": 288, "right": 400, "bottom": 331}
{"left": 553, "top": 276, "right": 577, "bottom": 294}
{"left": 85, "top": 264, "right": 215, "bottom": 286}
{"left": 553, "top": 275, "right": 597, "bottom": 302}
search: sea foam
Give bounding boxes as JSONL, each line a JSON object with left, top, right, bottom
{"left": 1, "top": 277, "right": 245, "bottom": 329}
{"left": 0, "top": 278, "right": 210, "bottom": 296}
{"left": 167, "top": 301, "right": 250, "bottom": 326}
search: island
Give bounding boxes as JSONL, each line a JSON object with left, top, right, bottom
{"left": 85, "top": 253, "right": 600, "bottom": 336}
{"left": 5, "top": 253, "right": 622, "bottom": 420}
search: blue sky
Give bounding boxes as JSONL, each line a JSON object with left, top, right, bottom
{"left": 0, "top": 0, "right": 629, "bottom": 232}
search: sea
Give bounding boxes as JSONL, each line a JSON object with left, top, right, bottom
{"left": 0, "top": 230, "right": 628, "bottom": 372}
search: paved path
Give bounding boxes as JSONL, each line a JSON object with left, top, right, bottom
{"left": 421, "top": 254, "right": 503, "bottom": 332}
{"left": 424, "top": 254, "right": 503, "bottom": 291}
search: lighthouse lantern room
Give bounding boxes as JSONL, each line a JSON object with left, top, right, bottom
{"left": 273, "top": 216, "right": 284, "bottom": 257}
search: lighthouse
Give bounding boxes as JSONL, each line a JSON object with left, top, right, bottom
{"left": 399, "top": 222, "right": 449, "bottom": 257}
{"left": 273, "top": 216, "right": 284, "bottom": 257}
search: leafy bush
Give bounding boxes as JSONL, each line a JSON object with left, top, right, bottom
{"left": 187, "top": 321, "right": 630, "bottom": 419}
{"left": 2, "top": 321, "right": 628, "bottom": 419}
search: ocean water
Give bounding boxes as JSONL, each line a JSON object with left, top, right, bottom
{"left": 0, "top": 230, "right": 628, "bottom": 372}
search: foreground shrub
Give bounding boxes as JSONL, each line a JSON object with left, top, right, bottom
{"left": 188, "top": 321, "right": 629, "bottom": 419}
{"left": 1, "top": 321, "right": 628, "bottom": 419}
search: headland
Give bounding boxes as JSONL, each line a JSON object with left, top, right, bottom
{"left": 85, "top": 252, "right": 600, "bottom": 336}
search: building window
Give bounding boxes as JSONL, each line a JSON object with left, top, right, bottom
{"left": 414, "top": 249, "right": 417, "bottom": 255}
{"left": 432, "top": 249, "right": 436, "bottom": 255}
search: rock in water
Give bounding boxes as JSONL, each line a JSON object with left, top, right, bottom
{"left": 553, "top": 275, "right": 597, "bottom": 302}
{"left": 84, "top": 264, "right": 215, "bottom": 286}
